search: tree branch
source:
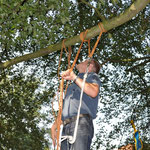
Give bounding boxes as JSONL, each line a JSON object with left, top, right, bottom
{"left": 99, "top": 56, "right": 150, "bottom": 67}
{"left": 126, "top": 59, "right": 150, "bottom": 71}
{"left": 0, "top": 0, "right": 149, "bottom": 69}
{"left": 109, "top": 56, "right": 150, "bottom": 63}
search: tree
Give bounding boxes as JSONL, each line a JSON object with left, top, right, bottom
{"left": 0, "top": 0, "right": 149, "bottom": 68}
{"left": 0, "top": 69, "right": 51, "bottom": 149}
{"left": 0, "top": 0, "right": 150, "bottom": 149}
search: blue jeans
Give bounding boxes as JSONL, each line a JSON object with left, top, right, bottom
{"left": 61, "top": 116, "right": 94, "bottom": 150}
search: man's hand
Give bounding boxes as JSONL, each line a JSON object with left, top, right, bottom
{"left": 51, "top": 122, "right": 57, "bottom": 147}
{"left": 62, "top": 69, "right": 99, "bottom": 98}
{"left": 61, "top": 69, "right": 77, "bottom": 81}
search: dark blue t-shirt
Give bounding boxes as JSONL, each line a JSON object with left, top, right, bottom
{"left": 62, "top": 72, "right": 101, "bottom": 121}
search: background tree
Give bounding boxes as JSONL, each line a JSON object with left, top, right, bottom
{"left": 0, "top": 69, "right": 51, "bottom": 149}
{"left": 0, "top": 0, "right": 149, "bottom": 149}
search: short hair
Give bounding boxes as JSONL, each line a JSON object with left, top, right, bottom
{"left": 90, "top": 59, "right": 100, "bottom": 74}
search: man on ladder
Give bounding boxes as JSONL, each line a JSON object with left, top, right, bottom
{"left": 51, "top": 59, "right": 101, "bottom": 150}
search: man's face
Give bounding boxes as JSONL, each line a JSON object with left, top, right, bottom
{"left": 76, "top": 60, "right": 89, "bottom": 73}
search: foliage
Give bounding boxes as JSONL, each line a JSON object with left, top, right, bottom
{"left": 0, "top": 68, "right": 52, "bottom": 149}
{"left": 0, "top": 0, "right": 150, "bottom": 149}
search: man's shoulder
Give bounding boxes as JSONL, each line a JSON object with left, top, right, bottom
{"left": 87, "top": 72, "right": 100, "bottom": 84}
{"left": 88, "top": 72, "right": 99, "bottom": 78}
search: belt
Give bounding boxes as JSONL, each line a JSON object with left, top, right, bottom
{"left": 63, "top": 114, "right": 91, "bottom": 126}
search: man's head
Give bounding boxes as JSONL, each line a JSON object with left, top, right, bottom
{"left": 76, "top": 59, "right": 100, "bottom": 74}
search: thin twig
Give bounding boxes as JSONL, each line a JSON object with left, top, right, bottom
{"left": 80, "top": 0, "right": 106, "bottom": 21}
{"left": 100, "top": 56, "right": 150, "bottom": 67}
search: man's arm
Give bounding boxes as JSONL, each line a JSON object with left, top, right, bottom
{"left": 62, "top": 69, "right": 99, "bottom": 98}
{"left": 51, "top": 117, "right": 63, "bottom": 147}
{"left": 75, "top": 77, "right": 99, "bottom": 98}
{"left": 51, "top": 120, "right": 57, "bottom": 147}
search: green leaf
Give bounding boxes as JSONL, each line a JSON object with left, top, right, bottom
{"left": 99, "top": 0, "right": 105, "bottom": 6}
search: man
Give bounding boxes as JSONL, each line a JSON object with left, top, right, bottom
{"left": 51, "top": 59, "right": 101, "bottom": 150}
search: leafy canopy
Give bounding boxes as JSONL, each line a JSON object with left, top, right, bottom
{"left": 0, "top": 0, "right": 150, "bottom": 149}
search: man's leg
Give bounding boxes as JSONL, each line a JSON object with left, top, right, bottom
{"left": 61, "top": 138, "right": 69, "bottom": 150}
{"left": 61, "top": 124, "right": 72, "bottom": 150}
{"left": 61, "top": 116, "right": 94, "bottom": 150}
{"left": 70, "top": 116, "right": 94, "bottom": 150}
